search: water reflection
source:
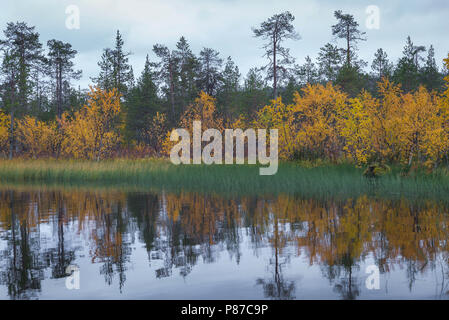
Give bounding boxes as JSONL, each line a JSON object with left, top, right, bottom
{"left": 0, "top": 189, "right": 449, "bottom": 299}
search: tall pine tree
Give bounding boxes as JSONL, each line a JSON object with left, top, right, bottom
{"left": 47, "top": 39, "right": 81, "bottom": 119}
{"left": 0, "top": 22, "right": 44, "bottom": 158}
{"left": 252, "top": 11, "right": 300, "bottom": 98}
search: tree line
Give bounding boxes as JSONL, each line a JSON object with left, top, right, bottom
{"left": 0, "top": 11, "right": 448, "bottom": 165}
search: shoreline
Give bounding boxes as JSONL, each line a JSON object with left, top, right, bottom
{"left": 0, "top": 159, "right": 449, "bottom": 200}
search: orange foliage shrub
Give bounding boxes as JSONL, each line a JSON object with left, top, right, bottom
{"left": 59, "top": 86, "right": 122, "bottom": 160}
{"left": 252, "top": 96, "right": 295, "bottom": 159}
{"left": 163, "top": 91, "right": 224, "bottom": 155}
{"left": 292, "top": 83, "right": 347, "bottom": 161}
{"left": 0, "top": 110, "right": 9, "bottom": 156}
{"left": 147, "top": 112, "right": 168, "bottom": 154}
{"left": 17, "top": 116, "right": 59, "bottom": 158}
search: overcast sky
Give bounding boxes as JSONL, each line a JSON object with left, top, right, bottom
{"left": 1, "top": 0, "right": 448, "bottom": 88}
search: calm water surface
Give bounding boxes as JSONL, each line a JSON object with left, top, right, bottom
{"left": 0, "top": 188, "right": 449, "bottom": 300}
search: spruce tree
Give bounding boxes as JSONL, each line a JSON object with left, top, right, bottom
{"left": 174, "top": 36, "right": 198, "bottom": 113}
{"left": 153, "top": 44, "right": 178, "bottom": 123}
{"left": 198, "top": 47, "right": 223, "bottom": 96}
{"left": 371, "top": 48, "right": 393, "bottom": 81}
{"left": 126, "top": 55, "right": 159, "bottom": 142}
{"left": 317, "top": 43, "right": 342, "bottom": 83}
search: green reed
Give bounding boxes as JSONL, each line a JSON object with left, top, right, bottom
{"left": 1, "top": 159, "right": 449, "bottom": 200}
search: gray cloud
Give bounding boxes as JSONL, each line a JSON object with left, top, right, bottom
{"left": 1, "top": 0, "right": 448, "bottom": 88}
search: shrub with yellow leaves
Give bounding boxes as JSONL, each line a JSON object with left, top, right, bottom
{"left": 179, "top": 91, "right": 224, "bottom": 131}
{"left": 60, "top": 86, "right": 122, "bottom": 160}
{"left": 253, "top": 96, "right": 295, "bottom": 160}
{"left": 17, "top": 116, "right": 59, "bottom": 158}
{"left": 163, "top": 91, "right": 224, "bottom": 156}
{"left": 337, "top": 91, "right": 376, "bottom": 165}
{"left": 147, "top": 112, "right": 167, "bottom": 154}
{"left": 292, "top": 83, "right": 347, "bottom": 161}
{"left": 394, "top": 87, "right": 444, "bottom": 166}
{"left": 0, "top": 110, "right": 9, "bottom": 156}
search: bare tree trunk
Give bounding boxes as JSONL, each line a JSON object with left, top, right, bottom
{"left": 57, "top": 63, "right": 63, "bottom": 119}
{"left": 169, "top": 58, "right": 176, "bottom": 123}
{"left": 97, "top": 136, "right": 103, "bottom": 162}
{"left": 56, "top": 63, "right": 63, "bottom": 159}
{"left": 9, "top": 109, "right": 14, "bottom": 160}
{"left": 9, "top": 69, "right": 17, "bottom": 159}
{"left": 346, "top": 27, "right": 351, "bottom": 67}
{"left": 273, "top": 27, "right": 277, "bottom": 98}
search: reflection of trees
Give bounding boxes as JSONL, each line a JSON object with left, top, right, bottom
{"left": 127, "top": 193, "right": 159, "bottom": 253}
{"left": 148, "top": 193, "right": 244, "bottom": 279}
{"left": 44, "top": 198, "right": 75, "bottom": 279}
{"left": 435, "top": 253, "right": 449, "bottom": 298}
{"left": 91, "top": 201, "right": 132, "bottom": 292}
{"left": 256, "top": 214, "right": 295, "bottom": 300}
{"left": 331, "top": 254, "right": 360, "bottom": 300}
{"left": 1, "top": 189, "right": 449, "bottom": 299}
{"left": 0, "top": 191, "right": 44, "bottom": 299}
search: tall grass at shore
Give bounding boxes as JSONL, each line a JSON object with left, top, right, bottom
{"left": 1, "top": 159, "right": 449, "bottom": 199}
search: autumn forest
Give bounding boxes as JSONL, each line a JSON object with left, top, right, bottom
{"left": 0, "top": 10, "right": 448, "bottom": 170}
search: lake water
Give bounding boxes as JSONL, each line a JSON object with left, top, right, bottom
{"left": 0, "top": 188, "right": 448, "bottom": 300}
